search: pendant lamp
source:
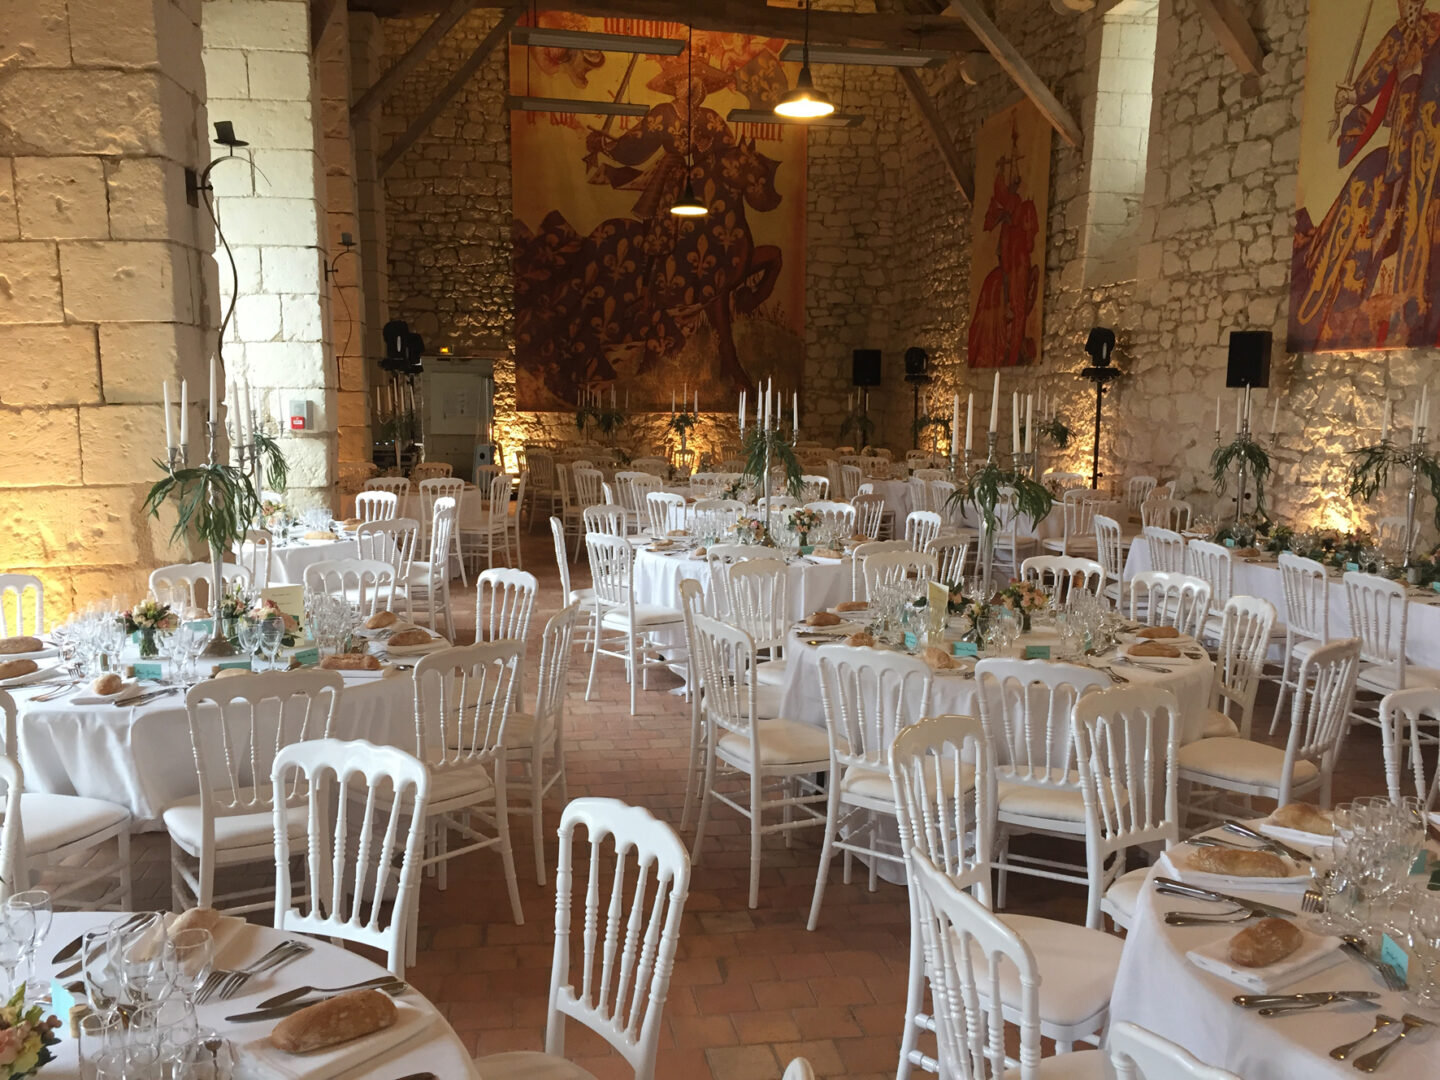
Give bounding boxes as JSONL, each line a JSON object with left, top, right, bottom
{"left": 774, "top": 1, "right": 834, "bottom": 119}
{"left": 670, "top": 24, "right": 709, "bottom": 217}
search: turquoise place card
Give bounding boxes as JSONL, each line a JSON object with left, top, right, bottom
{"left": 951, "top": 641, "right": 978, "bottom": 658}
{"left": 1024, "top": 645, "right": 1052, "bottom": 660}
{"left": 1379, "top": 933, "right": 1409, "bottom": 981}
{"left": 133, "top": 661, "right": 163, "bottom": 681}
{"left": 903, "top": 632, "right": 918, "bottom": 651}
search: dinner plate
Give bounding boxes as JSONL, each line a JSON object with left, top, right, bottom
{"left": 1159, "top": 847, "right": 1309, "bottom": 890}
{"left": 0, "top": 664, "right": 60, "bottom": 690}
{"left": 384, "top": 635, "right": 451, "bottom": 656}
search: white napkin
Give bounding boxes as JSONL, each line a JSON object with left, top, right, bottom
{"left": 1186, "top": 928, "right": 1344, "bottom": 991}
{"left": 1254, "top": 821, "right": 1334, "bottom": 849}
{"left": 240, "top": 1000, "right": 434, "bottom": 1080}
{"left": 1158, "top": 848, "right": 1310, "bottom": 893}
{"left": 71, "top": 680, "right": 141, "bottom": 706}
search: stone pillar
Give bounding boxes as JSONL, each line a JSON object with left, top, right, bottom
{"left": 202, "top": 0, "right": 335, "bottom": 511}
{"left": 0, "top": 0, "right": 213, "bottom": 623}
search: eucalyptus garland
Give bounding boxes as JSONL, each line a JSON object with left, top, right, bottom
{"left": 1039, "top": 416, "right": 1071, "bottom": 450}
{"left": 742, "top": 426, "right": 804, "bottom": 497}
{"left": 1211, "top": 435, "right": 1272, "bottom": 517}
{"left": 951, "top": 460, "right": 1055, "bottom": 534}
{"left": 1347, "top": 442, "right": 1440, "bottom": 529}
{"left": 143, "top": 461, "right": 261, "bottom": 550}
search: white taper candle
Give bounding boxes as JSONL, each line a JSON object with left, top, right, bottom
{"left": 163, "top": 381, "right": 174, "bottom": 450}
{"left": 965, "top": 393, "right": 974, "bottom": 451}
{"left": 989, "top": 372, "right": 999, "bottom": 433}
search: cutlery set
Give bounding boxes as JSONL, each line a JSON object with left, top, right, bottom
{"left": 194, "top": 939, "right": 313, "bottom": 1004}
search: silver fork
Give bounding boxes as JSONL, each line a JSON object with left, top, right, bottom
{"left": 195, "top": 940, "right": 311, "bottom": 1004}
{"left": 1341, "top": 937, "right": 1408, "bottom": 991}
{"left": 1300, "top": 888, "right": 1325, "bottom": 914}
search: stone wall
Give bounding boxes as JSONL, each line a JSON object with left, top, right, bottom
{"left": 0, "top": 0, "right": 213, "bottom": 622}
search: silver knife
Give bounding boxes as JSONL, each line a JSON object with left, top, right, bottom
{"left": 1234, "top": 991, "right": 1380, "bottom": 1008}
{"left": 1153, "top": 877, "right": 1297, "bottom": 918}
{"left": 1223, "top": 820, "right": 1312, "bottom": 862}
{"left": 225, "top": 982, "right": 406, "bottom": 1023}
{"left": 51, "top": 932, "right": 86, "bottom": 965}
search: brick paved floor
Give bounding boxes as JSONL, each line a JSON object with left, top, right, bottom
{"left": 105, "top": 521, "right": 1392, "bottom": 1079}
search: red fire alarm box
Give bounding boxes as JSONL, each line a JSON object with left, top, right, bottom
{"left": 289, "top": 399, "right": 312, "bottom": 431}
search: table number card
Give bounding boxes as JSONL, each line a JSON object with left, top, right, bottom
{"left": 903, "top": 632, "right": 918, "bottom": 651}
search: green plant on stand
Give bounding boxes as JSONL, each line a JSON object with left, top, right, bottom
{"left": 1211, "top": 434, "right": 1272, "bottom": 521}
{"left": 950, "top": 461, "right": 1054, "bottom": 595}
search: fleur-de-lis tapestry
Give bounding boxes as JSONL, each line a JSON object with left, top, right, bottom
{"left": 1290, "top": 0, "right": 1440, "bottom": 352}
{"left": 509, "top": 15, "right": 807, "bottom": 410}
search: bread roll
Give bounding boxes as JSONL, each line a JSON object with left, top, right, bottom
{"left": 1227, "top": 918, "right": 1303, "bottom": 968}
{"left": 666, "top": 528, "right": 690, "bottom": 537}
{"left": 1270, "top": 802, "right": 1334, "bottom": 836}
{"left": 92, "top": 673, "right": 123, "bottom": 695}
{"left": 338, "top": 518, "right": 362, "bottom": 531}
{"left": 835, "top": 600, "right": 869, "bottom": 613}
{"left": 1189, "top": 846, "right": 1291, "bottom": 878}
{"left": 843, "top": 631, "right": 876, "bottom": 648}
{"left": 806, "top": 611, "right": 842, "bottom": 627}
{"left": 269, "top": 989, "right": 397, "bottom": 1054}
{"left": 169, "top": 907, "right": 223, "bottom": 937}
{"left": 0, "top": 659, "right": 39, "bottom": 680}
{"left": 304, "top": 530, "right": 337, "bottom": 541}
{"left": 365, "top": 610, "right": 398, "bottom": 630}
{"left": 0, "top": 637, "right": 43, "bottom": 655}
{"left": 387, "top": 629, "right": 434, "bottom": 647}
{"left": 320, "top": 654, "right": 382, "bottom": 671}
{"left": 920, "top": 646, "right": 956, "bottom": 671}
{"left": 212, "top": 667, "right": 250, "bottom": 679}
{"left": 1136, "top": 626, "right": 1180, "bottom": 640}
{"left": 1129, "top": 641, "right": 1182, "bottom": 658}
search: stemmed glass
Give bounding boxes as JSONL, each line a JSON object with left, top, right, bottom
{"left": 83, "top": 927, "right": 124, "bottom": 1017}
{"left": 108, "top": 913, "right": 169, "bottom": 1007}
{"left": 259, "top": 617, "right": 285, "bottom": 671}
{"left": 169, "top": 1035, "right": 237, "bottom": 1079}
{"left": 4, "top": 890, "right": 50, "bottom": 1003}
{"left": 0, "top": 909, "right": 27, "bottom": 996}
{"left": 236, "top": 619, "right": 262, "bottom": 668}
{"left": 164, "top": 929, "right": 214, "bottom": 1005}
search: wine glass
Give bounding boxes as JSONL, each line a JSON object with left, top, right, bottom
{"left": 78, "top": 1010, "right": 124, "bottom": 1080}
{"left": 5, "top": 890, "right": 50, "bottom": 1003}
{"left": 164, "top": 930, "right": 214, "bottom": 1005}
{"left": 130, "top": 998, "right": 197, "bottom": 1062}
{"left": 236, "top": 619, "right": 262, "bottom": 666}
{"left": 0, "top": 909, "right": 26, "bottom": 995}
{"left": 108, "top": 912, "right": 168, "bottom": 1007}
{"left": 259, "top": 617, "right": 285, "bottom": 670}
{"left": 83, "top": 928, "right": 124, "bottom": 1017}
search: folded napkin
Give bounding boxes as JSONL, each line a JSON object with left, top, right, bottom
{"left": 71, "top": 680, "right": 140, "bottom": 705}
{"left": 240, "top": 1000, "right": 433, "bottom": 1080}
{"left": 1186, "top": 929, "right": 1343, "bottom": 992}
{"left": 1255, "top": 821, "right": 1334, "bottom": 849}
{"left": 1158, "top": 848, "right": 1309, "bottom": 892}
{"left": 1124, "top": 641, "right": 1182, "bottom": 659}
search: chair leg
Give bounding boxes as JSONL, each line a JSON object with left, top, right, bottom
{"left": 896, "top": 898, "right": 925, "bottom": 1080}
{"left": 118, "top": 828, "right": 133, "bottom": 910}
{"left": 680, "top": 695, "right": 703, "bottom": 832}
{"left": 1270, "top": 644, "right": 1295, "bottom": 735}
{"left": 494, "top": 786, "right": 525, "bottom": 925}
{"left": 585, "top": 619, "right": 602, "bottom": 701}
{"left": 748, "top": 770, "right": 763, "bottom": 909}
{"left": 807, "top": 783, "right": 841, "bottom": 931}
{"left": 691, "top": 744, "right": 717, "bottom": 866}
{"left": 531, "top": 743, "right": 547, "bottom": 887}
{"left": 628, "top": 632, "right": 638, "bottom": 716}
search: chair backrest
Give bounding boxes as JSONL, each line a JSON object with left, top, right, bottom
{"left": 1278, "top": 552, "right": 1329, "bottom": 643}
{"left": 543, "top": 797, "right": 690, "bottom": 1080}
{"left": 1379, "top": 687, "right": 1440, "bottom": 815}
{"left": 890, "top": 713, "right": 993, "bottom": 902}
{"left": 183, "top": 671, "right": 344, "bottom": 828}
{"left": 1344, "top": 571, "right": 1410, "bottom": 672}
{"left": 355, "top": 490, "right": 398, "bottom": 524}
{"left": 931, "top": 480, "right": 958, "bottom": 523}
{"left": 549, "top": 516, "right": 575, "bottom": 599}
{"left": 356, "top": 517, "right": 419, "bottom": 583}
{"left": 975, "top": 658, "right": 1109, "bottom": 782}
{"left": 911, "top": 850, "right": 1044, "bottom": 1080}
{"left": 690, "top": 498, "right": 743, "bottom": 540}
{"left": 781, "top": 1059, "right": 815, "bottom": 1080}
{"left": 527, "top": 450, "right": 556, "bottom": 492}
{"left": 839, "top": 463, "right": 862, "bottom": 500}
{"left": 862, "top": 550, "right": 937, "bottom": 600}
{"left": 817, "top": 645, "right": 931, "bottom": 779}
{"left": 483, "top": 472, "right": 514, "bottom": 525}
{"left": 1059, "top": 489, "right": 1099, "bottom": 545}
{"left": 476, "top": 568, "right": 538, "bottom": 644}
{"left": 0, "top": 692, "right": 26, "bottom": 899}
{"left": 1108, "top": 1021, "right": 1242, "bottom": 1080}
{"left": 799, "top": 473, "right": 830, "bottom": 501}
{"left": 573, "top": 467, "right": 605, "bottom": 508}
{"left": 1141, "top": 497, "right": 1192, "bottom": 532}
{"left": 411, "top": 462, "right": 453, "bottom": 482}
{"left": 0, "top": 575, "right": 43, "bottom": 639}
{"left": 912, "top": 467, "right": 947, "bottom": 482}
{"left": 852, "top": 539, "right": 916, "bottom": 598}
{"left": 1185, "top": 539, "right": 1233, "bottom": 611}
{"left": 1126, "top": 474, "right": 1158, "bottom": 512}
{"left": 691, "top": 613, "right": 759, "bottom": 743}
{"left": 1072, "top": 686, "right": 1180, "bottom": 925}
{"left": 725, "top": 558, "right": 790, "bottom": 652}
{"left": 271, "top": 738, "right": 428, "bottom": 978}
{"left": 851, "top": 493, "right": 886, "bottom": 539}
{"left": 583, "top": 503, "right": 628, "bottom": 539}
{"left": 630, "top": 456, "right": 669, "bottom": 477}
{"left": 1213, "top": 595, "right": 1276, "bottom": 738}
{"left": 905, "top": 510, "right": 943, "bottom": 552}
{"left": 1093, "top": 513, "right": 1124, "bottom": 583}
{"left": 1377, "top": 515, "right": 1420, "bottom": 554}
{"left": 237, "top": 530, "right": 273, "bottom": 594}
{"left": 1127, "top": 571, "right": 1211, "bottom": 638}
{"left": 411, "top": 640, "right": 521, "bottom": 770}
{"left": 150, "top": 563, "right": 250, "bottom": 612}
{"left": 931, "top": 533, "right": 970, "bottom": 586}
{"left": 425, "top": 496, "right": 458, "bottom": 570}
{"left": 907, "top": 475, "right": 932, "bottom": 516}
{"left": 1142, "top": 526, "right": 1186, "bottom": 575}
{"left": 646, "top": 491, "right": 686, "bottom": 537}
{"left": 625, "top": 473, "right": 663, "bottom": 517}
{"left": 804, "top": 500, "right": 856, "bottom": 535}
{"left": 1278, "top": 637, "right": 1361, "bottom": 803}
{"left": 586, "top": 533, "right": 635, "bottom": 609}
{"left": 1019, "top": 555, "right": 1105, "bottom": 599}
{"left": 364, "top": 476, "right": 411, "bottom": 502}
{"left": 1044, "top": 470, "right": 1085, "bottom": 491}
{"left": 302, "top": 558, "right": 397, "bottom": 617}
{"left": 529, "top": 601, "right": 581, "bottom": 737}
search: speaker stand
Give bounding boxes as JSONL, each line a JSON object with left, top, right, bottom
{"left": 1079, "top": 362, "right": 1122, "bottom": 490}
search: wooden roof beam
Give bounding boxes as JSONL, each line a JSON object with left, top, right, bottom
{"left": 1190, "top": 0, "right": 1266, "bottom": 95}
{"left": 351, "top": 0, "right": 479, "bottom": 122}
{"left": 898, "top": 68, "right": 972, "bottom": 206}
{"left": 944, "top": 0, "right": 1082, "bottom": 148}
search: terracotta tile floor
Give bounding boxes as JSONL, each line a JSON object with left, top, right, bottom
{"left": 105, "top": 522, "right": 1392, "bottom": 1079}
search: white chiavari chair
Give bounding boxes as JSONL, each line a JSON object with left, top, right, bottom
{"left": 1201, "top": 595, "right": 1276, "bottom": 739}
{"left": 356, "top": 517, "right": 418, "bottom": 616}
{"left": 839, "top": 463, "right": 862, "bottom": 501}
{"left": 1108, "top": 1022, "right": 1241, "bottom": 1080}
{"left": 410, "top": 461, "right": 452, "bottom": 483}
{"left": 992, "top": 488, "right": 1041, "bottom": 575}
{"left": 169, "top": 670, "right": 343, "bottom": 912}
{"left": 0, "top": 575, "right": 43, "bottom": 639}
{"left": 630, "top": 456, "right": 668, "bottom": 477}
{"left": 1020, "top": 555, "right": 1105, "bottom": 600}
{"left": 354, "top": 490, "right": 398, "bottom": 524}
{"left": 507, "top": 469, "right": 527, "bottom": 569}
{"left": 851, "top": 492, "right": 886, "bottom": 540}
{"left": 458, "top": 472, "right": 513, "bottom": 574}
{"left": 1272, "top": 552, "right": 1330, "bottom": 734}
{"left": 551, "top": 515, "right": 596, "bottom": 653}
{"left": 690, "top": 498, "right": 744, "bottom": 540}
{"left": 411, "top": 640, "right": 525, "bottom": 926}
{"left": 725, "top": 558, "right": 790, "bottom": 688}
{"left": 524, "top": 449, "right": 559, "bottom": 528}
{"left": 271, "top": 738, "right": 428, "bottom": 978}
{"left": 236, "top": 530, "right": 273, "bottom": 594}
{"left": 1141, "top": 497, "right": 1192, "bottom": 532}
{"left": 474, "top": 798, "right": 690, "bottom": 1080}
{"left": 1378, "top": 514, "right": 1421, "bottom": 555}
{"left": 1126, "top": 475, "right": 1157, "bottom": 515}
{"left": 1042, "top": 489, "right": 1101, "bottom": 558}
{"left": 585, "top": 534, "right": 685, "bottom": 716}
{"left": 862, "top": 550, "right": 937, "bottom": 600}
{"left": 1093, "top": 513, "right": 1126, "bottom": 607}
{"left": 807, "top": 646, "right": 931, "bottom": 930}
{"left": 1345, "top": 571, "right": 1440, "bottom": 718}
{"left": 1379, "top": 688, "right": 1440, "bottom": 821}
{"left": 302, "top": 558, "right": 396, "bottom": 618}
{"left": 798, "top": 473, "right": 830, "bottom": 502}
{"left": 1178, "top": 638, "right": 1361, "bottom": 823}
{"left": 364, "top": 475, "right": 411, "bottom": 519}
{"left": 905, "top": 510, "right": 944, "bottom": 552}
{"left": 1142, "top": 526, "right": 1186, "bottom": 575}
{"left": 907, "top": 475, "right": 932, "bottom": 518}
{"left": 850, "top": 539, "right": 915, "bottom": 599}
{"left": 705, "top": 543, "right": 765, "bottom": 621}
{"left": 931, "top": 533, "right": 971, "bottom": 586}
{"left": 646, "top": 491, "right": 686, "bottom": 539}
{"left": 0, "top": 690, "right": 131, "bottom": 910}
{"left": 149, "top": 563, "right": 249, "bottom": 612}
{"left": 689, "top": 614, "right": 827, "bottom": 908}
{"left": 804, "top": 499, "right": 856, "bottom": 536}
{"left": 1044, "top": 470, "right": 1085, "bottom": 491}
{"left": 419, "top": 476, "right": 468, "bottom": 586}
{"left": 407, "top": 496, "right": 457, "bottom": 639}
{"left": 1127, "top": 571, "right": 1211, "bottom": 638}
{"left": 1185, "top": 539, "right": 1234, "bottom": 642}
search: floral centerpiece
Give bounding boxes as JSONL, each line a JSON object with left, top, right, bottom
{"left": 947, "top": 591, "right": 993, "bottom": 641}
{"left": 998, "top": 579, "right": 1047, "bottom": 633}
{"left": 218, "top": 581, "right": 252, "bottom": 642}
{"left": 123, "top": 598, "right": 178, "bottom": 658}
{"left": 787, "top": 507, "right": 821, "bottom": 548}
{"left": 259, "top": 497, "right": 287, "bottom": 531}
{"left": 247, "top": 598, "right": 300, "bottom": 646}
{"left": 0, "top": 988, "right": 60, "bottom": 1078}
{"left": 721, "top": 477, "right": 748, "bottom": 502}
{"left": 733, "top": 517, "right": 767, "bottom": 545}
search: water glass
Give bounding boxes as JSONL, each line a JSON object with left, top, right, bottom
{"left": 168, "top": 1036, "right": 237, "bottom": 1080}
{"left": 236, "top": 619, "right": 262, "bottom": 664}
{"left": 259, "top": 617, "right": 285, "bottom": 670}
{"left": 78, "top": 1010, "right": 125, "bottom": 1080}
{"left": 93, "top": 1046, "right": 161, "bottom": 1080}
{"left": 83, "top": 928, "right": 124, "bottom": 1015}
{"left": 5, "top": 890, "right": 50, "bottom": 1003}
{"left": 164, "top": 929, "right": 214, "bottom": 1004}
{"left": 1406, "top": 894, "right": 1440, "bottom": 1008}
{"left": 130, "top": 997, "right": 198, "bottom": 1061}
{"left": 108, "top": 913, "right": 169, "bottom": 1006}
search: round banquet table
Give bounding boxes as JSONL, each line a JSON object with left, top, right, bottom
{"left": 777, "top": 628, "right": 1216, "bottom": 742}
{"left": 37, "top": 911, "right": 477, "bottom": 1079}
{"left": 267, "top": 536, "right": 358, "bottom": 585}
{"left": 631, "top": 545, "right": 854, "bottom": 620}
{"left": 1109, "top": 862, "right": 1439, "bottom": 1080}
{"left": 6, "top": 671, "right": 416, "bottom": 830}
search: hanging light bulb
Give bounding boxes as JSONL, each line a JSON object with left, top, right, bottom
{"left": 774, "top": 1, "right": 834, "bottom": 119}
{"left": 671, "top": 23, "right": 709, "bottom": 217}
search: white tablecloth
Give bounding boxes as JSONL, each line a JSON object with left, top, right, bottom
{"left": 778, "top": 630, "right": 1216, "bottom": 742}
{"left": 268, "top": 538, "right": 357, "bottom": 585}
{"left": 1109, "top": 862, "right": 1437, "bottom": 1080}
{"left": 9, "top": 673, "right": 416, "bottom": 830}
{"left": 39, "top": 912, "right": 477, "bottom": 1080}
{"left": 1124, "top": 545, "right": 1440, "bottom": 669}
{"left": 631, "top": 547, "right": 853, "bottom": 620}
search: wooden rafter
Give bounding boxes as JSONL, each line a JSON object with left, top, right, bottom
{"left": 354, "top": 0, "right": 983, "bottom": 53}
{"left": 351, "top": 0, "right": 479, "bottom": 122}
{"left": 311, "top": 0, "right": 342, "bottom": 55}
{"left": 1191, "top": 0, "right": 1266, "bottom": 87}
{"left": 377, "top": 7, "right": 521, "bottom": 175}
{"left": 944, "top": 0, "right": 1082, "bottom": 148}
{"left": 898, "top": 68, "right": 973, "bottom": 206}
